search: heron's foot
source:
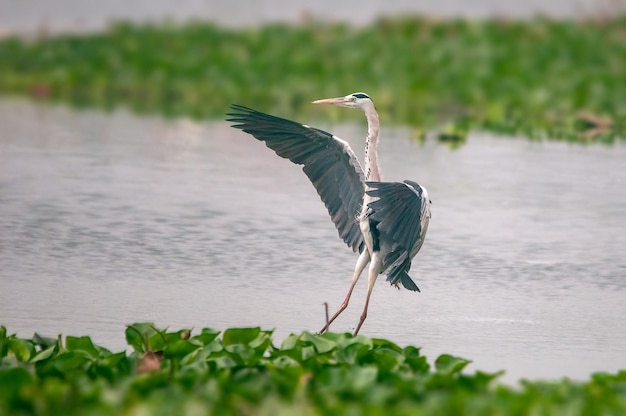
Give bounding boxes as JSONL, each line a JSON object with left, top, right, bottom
{"left": 318, "top": 300, "right": 351, "bottom": 335}
{"left": 318, "top": 324, "right": 330, "bottom": 335}
{"left": 352, "top": 312, "right": 367, "bottom": 336}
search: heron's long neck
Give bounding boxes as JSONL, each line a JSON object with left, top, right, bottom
{"left": 363, "top": 105, "right": 381, "bottom": 181}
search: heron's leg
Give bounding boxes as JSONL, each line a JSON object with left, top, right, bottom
{"left": 319, "top": 250, "right": 370, "bottom": 334}
{"left": 353, "top": 252, "right": 382, "bottom": 336}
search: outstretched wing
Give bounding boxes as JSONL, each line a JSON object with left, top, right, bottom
{"left": 365, "top": 180, "right": 431, "bottom": 290}
{"left": 227, "top": 105, "right": 366, "bottom": 252}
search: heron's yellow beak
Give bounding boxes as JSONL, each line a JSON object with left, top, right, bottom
{"left": 312, "top": 96, "right": 351, "bottom": 106}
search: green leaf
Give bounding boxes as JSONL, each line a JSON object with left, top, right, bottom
{"left": 0, "top": 326, "right": 8, "bottom": 358}
{"left": 461, "top": 370, "right": 505, "bottom": 390}
{"left": 300, "top": 332, "right": 336, "bottom": 354}
{"left": 8, "top": 338, "right": 34, "bottom": 362}
{"left": 165, "top": 339, "right": 200, "bottom": 360}
{"left": 272, "top": 355, "right": 300, "bottom": 369}
{"left": 372, "top": 337, "right": 402, "bottom": 353}
{"left": 53, "top": 351, "right": 92, "bottom": 372}
{"left": 404, "top": 346, "right": 430, "bottom": 373}
{"left": 224, "top": 344, "right": 257, "bottom": 365}
{"left": 202, "top": 339, "right": 223, "bottom": 354}
{"left": 92, "top": 351, "right": 131, "bottom": 382}
{"left": 32, "top": 332, "right": 58, "bottom": 349}
{"left": 280, "top": 334, "right": 299, "bottom": 350}
{"left": 300, "top": 345, "right": 318, "bottom": 361}
{"left": 125, "top": 323, "right": 156, "bottom": 353}
{"left": 335, "top": 342, "right": 371, "bottom": 365}
{"left": 30, "top": 345, "right": 57, "bottom": 363}
{"left": 435, "top": 354, "right": 470, "bottom": 374}
{"left": 343, "top": 333, "right": 374, "bottom": 349}
{"left": 207, "top": 354, "right": 237, "bottom": 369}
{"left": 249, "top": 330, "right": 273, "bottom": 353}
{"left": 147, "top": 330, "right": 169, "bottom": 352}
{"left": 222, "top": 327, "right": 260, "bottom": 346}
{"left": 362, "top": 347, "right": 403, "bottom": 371}
{"left": 102, "top": 351, "right": 127, "bottom": 368}
{"left": 193, "top": 328, "right": 220, "bottom": 346}
{"left": 66, "top": 336, "right": 100, "bottom": 358}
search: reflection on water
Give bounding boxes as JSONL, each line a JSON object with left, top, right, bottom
{"left": 1, "top": 99, "right": 625, "bottom": 384}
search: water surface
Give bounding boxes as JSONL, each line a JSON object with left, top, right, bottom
{"left": 1, "top": 99, "right": 625, "bottom": 384}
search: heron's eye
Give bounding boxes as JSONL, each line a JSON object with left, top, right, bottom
{"left": 350, "top": 96, "right": 357, "bottom": 102}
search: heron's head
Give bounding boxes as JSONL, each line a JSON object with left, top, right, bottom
{"left": 312, "top": 92, "right": 373, "bottom": 109}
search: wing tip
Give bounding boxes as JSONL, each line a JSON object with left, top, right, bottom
{"left": 226, "top": 104, "right": 262, "bottom": 127}
{"left": 226, "top": 103, "right": 249, "bottom": 115}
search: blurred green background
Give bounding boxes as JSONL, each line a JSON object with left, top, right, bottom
{"left": 0, "top": 2, "right": 624, "bottom": 140}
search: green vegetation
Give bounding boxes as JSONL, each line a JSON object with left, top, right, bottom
{"left": 0, "top": 16, "right": 624, "bottom": 141}
{"left": 1, "top": 324, "right": 625, "bottom": 415}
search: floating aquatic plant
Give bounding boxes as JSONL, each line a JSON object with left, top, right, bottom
{"left": 1, "top": 324, "right": 625, "bottom": 415}
{"left": 0, "top": 16, "right": 624, "bottom": 141}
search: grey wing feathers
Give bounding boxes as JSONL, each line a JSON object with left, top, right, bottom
{"left": 227, "top": 105, "right": 366, "bottom": 252}
{"left": 365, "top": 180, "right": 429, "bottom": 253}
{"left": 365, "top": 180, "right": 430, "bottom": 291}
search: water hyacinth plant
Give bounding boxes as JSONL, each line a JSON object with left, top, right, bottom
{"left": 1, "top": 324, "right": 626, "bottom": 415}
{"left": 0, "top": 15, "right": 624, "bottom": 141}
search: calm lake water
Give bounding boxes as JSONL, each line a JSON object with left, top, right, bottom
{"left": 1, "top": 99, "right": 625, "bottom": 384}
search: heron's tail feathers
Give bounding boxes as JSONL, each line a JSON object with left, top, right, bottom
{"left": 382, "top": 249, "right": 420, "bottom": 292}
{"left": 389, "top": 271, "right": 421, "bottom": 292}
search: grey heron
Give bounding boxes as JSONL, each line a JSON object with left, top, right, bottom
{"left": 227, "top": 92, "right": 431, "bottom": 335}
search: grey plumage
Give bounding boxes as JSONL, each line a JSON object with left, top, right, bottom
{"left": 365, "top": 180, "right": 431, "bottom": 291}
{"left": 227, "top": 105, "right": 366, "bottom": 253}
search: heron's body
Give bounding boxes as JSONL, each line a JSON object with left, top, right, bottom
{"left": 227, "top": 92, "right": 431, "bottom": 335}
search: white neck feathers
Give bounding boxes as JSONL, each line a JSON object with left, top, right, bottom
{"left": 363, "top": 103, "right": 381, "bottom": 182}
